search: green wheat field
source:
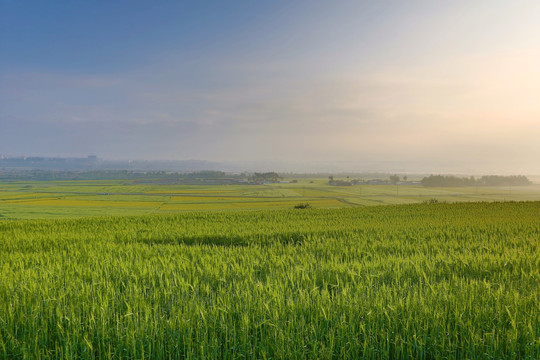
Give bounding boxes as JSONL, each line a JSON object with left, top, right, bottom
{"left": 3, "top": 178, "right": 540, "bottom": 218}
{"left": 1, "top": 188, "right": 539, "bottom": 358}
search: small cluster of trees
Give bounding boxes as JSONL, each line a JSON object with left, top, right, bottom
{"left": 250, "top": 172, "right": 281, "bottom": 183}
{"left": 477, "top": 175, "right": 531, "bottom": 186}
{"left": 328, "top": 176, "right": 355, "bottom": 186}
{"left": 388, "top": 174, "right": 409, "bottom": 184}
{"left": 421, "top": 175, "right": 531, "bottom": 187}
{"left": 328, "top": 174, "right": 409, "bottom": 186}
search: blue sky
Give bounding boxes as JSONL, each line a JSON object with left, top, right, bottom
{"left": 1, "top": 0, "right": 540, "bottom": 172}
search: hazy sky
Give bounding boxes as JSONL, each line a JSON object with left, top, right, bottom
{"left": 1, "top": 0, "right": 539, "bottom": 173}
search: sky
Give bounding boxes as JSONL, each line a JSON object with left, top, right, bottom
{"left": 1, "top": 0, "right": 540, "bottom": 173}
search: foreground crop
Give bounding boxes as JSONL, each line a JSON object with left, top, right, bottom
{"left": 0, "top": 202, "right": 539, "bottom": 359}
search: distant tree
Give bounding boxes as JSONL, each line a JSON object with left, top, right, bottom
{"left": 251, "top": 172, "right": 281, "bottom": 183}
{"left": 389, "top": 174, "right": 400, "bottom": 184}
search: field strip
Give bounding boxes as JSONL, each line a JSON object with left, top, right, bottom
{"left": 8, "top": 189, "right": 351, "bottom": 200}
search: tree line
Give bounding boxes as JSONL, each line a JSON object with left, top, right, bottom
{"left": 0, "top": 170, "right": 243, "bottom": 181}
{"left": 421, "top": 175, "right": 531, "bottom": 187}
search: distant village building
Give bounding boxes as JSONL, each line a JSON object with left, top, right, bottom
{"left": 367, "top": 179, "right": 387, "bottom": 185}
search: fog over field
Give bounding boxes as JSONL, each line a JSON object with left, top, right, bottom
{"left": 1, "top": 1, "right": 540, "bottom": 173}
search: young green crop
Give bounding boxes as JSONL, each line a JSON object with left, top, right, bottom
{"left": 0, "top": 202, "right": 539, "bottom": 358}
{"left": 3, "top": 179, "right": 540, "bottom": 219}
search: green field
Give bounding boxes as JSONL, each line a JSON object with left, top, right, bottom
{"left": 2, "top": 179, "right": 540, "bottom": 219}
{"left": 1, "top": 202, "right": 539, "bottom": 358}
